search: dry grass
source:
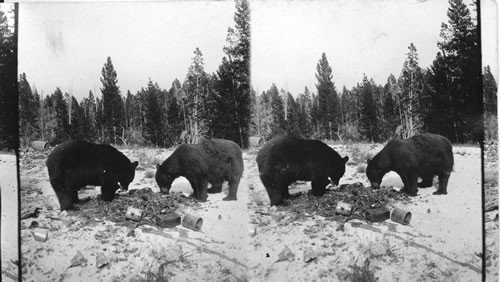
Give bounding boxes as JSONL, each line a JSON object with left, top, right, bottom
{"left": 349, "top": 258, "right": 377, "bottom": 282}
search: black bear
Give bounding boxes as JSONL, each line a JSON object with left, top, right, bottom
{"left": 46, "top": 140, "right": 138, "bottom": 210}
{"left": 256, "top": 135, "right": 349, "bottom": 206}
{"left": 366, "top": 133, "right": 453, "bottom": 196}
{"left": 155, "top": 138, "right": 244, "bottom": 202}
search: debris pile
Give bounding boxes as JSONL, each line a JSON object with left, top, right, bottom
{"left": 70, "top": 188, "right": 200, "bottom": 228}
{"left": 282, "top": 182, "right": 410, "bottom": 221}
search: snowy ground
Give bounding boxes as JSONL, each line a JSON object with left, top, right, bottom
{"left": 17, "top": 143, "right": 489, "bottom": 281}
{"left": 1, "top": 153, "right": 19, "bottom": 281}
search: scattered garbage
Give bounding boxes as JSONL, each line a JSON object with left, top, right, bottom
{"left": 32, "top": 229, "right": 48, "bottom": 242}
{"left": 21, "top": 207, "right": 41, "bottom": 220}
{"left": 155, "top": 212, "right": 181, "bottom": 228}
{"left": 303, "top": 247, "right": 317, "bottom": 263}
{"left": 96, "top": 253, "right": 110, "bottom": 268}
{"left": 365, "top": 207, "right": 390, "bottom": 222}
{"left": 70, "top": 251, "right": 87, "bottom": 268}
{"left": 125, "top": 207, "right": 143, "bottom": 221}
{"left": 31, "top": 140, "right": 50, "bottom": 151}
{"left": 181, "top": 214, "right": 203, "bottom": 231}
{"left": 391, "top": 208, "right": 412, "bottom": 225}
{"left": 28, "top": 221, "right": 40, "bottom": 229}
{"left": 276, "top": 245, "right": 295, "bottom": 262}
{"left": 335, "top": 201, "right": 352, "bottom": 216}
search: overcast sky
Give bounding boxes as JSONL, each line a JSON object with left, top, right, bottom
{"left": 18, "top": 1, "right": 235, "bottom": 99}
{"left": 251, "top": 0, "right": 496, "bottom": 95}
{"left": 16, "top": 0, "right": 499, "bottom": 99}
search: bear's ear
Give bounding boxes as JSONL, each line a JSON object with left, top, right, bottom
{"left": 132, "top": 161, "right": 139, "bottom": 168}
{"left": 367, "top": 158, "right": 371, "bottom": 164}
{"left": 156, "top": 164, "right": 160, "bottom": 169}
{"left": 343, "top": 156, "right": 349, "bottom": 163}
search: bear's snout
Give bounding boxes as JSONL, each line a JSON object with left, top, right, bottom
{"left": 159, "top": 187, "right": 170, "bottom": 194}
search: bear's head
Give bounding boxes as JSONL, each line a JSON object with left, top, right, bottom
{"left": 366, "top": 158, "right": 383, "bottom": 189}
{"left": 155, "top": 163, "right": 176, "bottom": 194}
{"left": 101, "top": 160, "right": 138, "bottom": 201}
{"left": 118, "top": 160, "right": 139, "bottom": 191}
{"left": 329, "top": 156, "right": 349, "bottom": 186}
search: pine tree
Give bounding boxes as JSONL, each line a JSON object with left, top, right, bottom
{"left": 183, "top": 48, "right": 211, "bottom": 143}
{"left": 483, "top": 65, "right": 497, "bottom": 116}
{"left": 269, "top": 84, "right": 286, "bottom": 137}
{"left": 19, "top": 73, "right": 41, "bottom": 145}
{"left": 81, "top": 91, "right": 98, "bottom": 141}
{"left": 214, "top": 0, "right": 251, "bottom": 148}
{"left": 359, "top": 75, "right": 378, "bottom": 141}
{"left": 315, "top": 53, "right": 340, "bottom": 140}
{"left": 0, "top": 7, "right": 18, "bottom": 151}
{"left": 51, "top": 88, "right": 70, "bottom": 144}
{"left": 398, "top": 43, "right": 424, "bottom": 138}
{"left": 433, "top": 0, "right": 481, "bottom": 142}
{"left": 165, "top": 84, "right": 184, "bottom": 146}
{"left": 483, "top": 65, "right": 498, "bottom": 141}
{"left": 142, "top": 80, "right": 165, "bottom": 146}
{"left": 68, "top": 96, "right": 85, "bottom": 140}
{"left": 100, "top": 56, "right": 125, "bottom": 144}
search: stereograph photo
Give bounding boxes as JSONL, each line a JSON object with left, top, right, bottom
{"left": 0, "top": 0, "right": 498, "bottom": 281}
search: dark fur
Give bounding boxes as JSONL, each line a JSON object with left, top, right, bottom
{"left": 256, "top": 135, "right": 349, "bottom": 206}
{"left": 155, "top": 138, "right": 244, "bottom": 201}
{"left": 366, "top": 133, "right": 454, "bottom": 196}
{"left": 46, "top": 140, "right": 138, "bottom": 210}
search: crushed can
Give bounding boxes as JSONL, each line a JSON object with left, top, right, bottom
{"left": 335, "top": 201, "right": 352, "bottom": 216}
{"left": 125, "top": 207, "right": 143, "bottom": 221}
{"left": 181, "top": 214, "right": 203, "bottom": 231}
{"left": 366, "top": 207, "right": 390, "bottom": 222}
{"left": 248, "top": 224, "right": 257, "bottom": 237}
{"left": 156, "top": 212, "right": 181, "bottom": 228}
{"left": 391, "top": 208, "right": 412, "bottom": 225}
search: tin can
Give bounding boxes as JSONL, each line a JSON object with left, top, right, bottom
{"left": 125, "top": 207, "right": 143, "bottom": 221}
{"left": 366, "top": 207, "right": 390, "bottom": 222}
{"left": 156, "top": 212, "right": 181, "bottom": 228}
{"left": 391, "top": 208, "right": 412, "bottom": 225}
{"left": 181, "top": 214, "right": 203, "bottom": 231}
{"left": 248, "top": 224, "right": 257, "bottom": 237}
{"left": 33, "top": 229, "right": 48, "bottom": 242}
{"left": 335, "top": 201, "right": 352, "bottom": 216}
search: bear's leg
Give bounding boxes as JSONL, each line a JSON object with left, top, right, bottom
{"left": 54, "top": 179, "right": 76, "bottom": 211}
{"left": 417, "top": 177, "right": 433, "bottom": 188}
{"left": 194, "top": 178, "right": 208, "bottom": 202}
{"left": 311, "top": 178, "right": 328, "bottom": 197}
{"left": 398, "top": 174, "right": 410, "bottom": 193}
{"left": 434, "top": 171, "right": 450, "bottom": 195}
{"left": 72, "top": 189, "right": 79, "bottom": 203}
{"left": 224, "top": 178, "right": 240, "bottom": 201}
{"left": 207, "top": 182, "right": 223, "bottom": 194}
{"left": 188, "top": 179, "right": 198, "bottom": 198}
{"left": 403, "top": 173, "right": 419, "bottom": 196}
{"left": 275, "top": 173, "right": 291, "bottom": 200}
{"left": 282, "top": 184, "right": 290, "bottom": 198}
{"left": 261, "top": 174, "right": 283, "bottom": 206}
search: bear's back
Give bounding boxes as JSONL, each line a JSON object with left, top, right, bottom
{"left": 257, "top": 135, "right": 339, "bottom": 166}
